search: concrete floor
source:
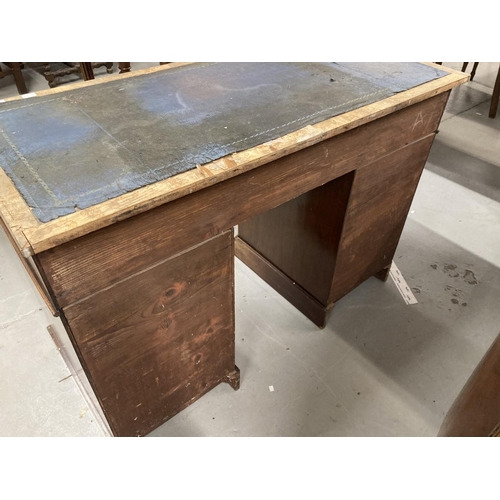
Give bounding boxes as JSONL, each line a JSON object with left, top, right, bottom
{"left": 0, "top": 62, "right": 499, "bottom": 437}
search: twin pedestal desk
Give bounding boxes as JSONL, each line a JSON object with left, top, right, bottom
{"left": 0, "top": 63, "right": 467, "bottom": 436}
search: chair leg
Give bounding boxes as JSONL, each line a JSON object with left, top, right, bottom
{"left": 489, "top": 64, "right": 500, "bottom": 119}
{"left": 11, "top": 62, "right": 28, "bottom": 94}
{"left": 79, "top": 62, "right": 94, "bottom": 81}
{"left": 462, "top": 62, "right": 469, "bottom": 72}
{"left": 118, "top": 62, "right": 131, "bottom": 74}
{"left": 470, "top": 62, "right": 479, "bottom": 81}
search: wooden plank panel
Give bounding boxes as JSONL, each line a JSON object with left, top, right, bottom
{"left": 235, "top": 237, "right": 332, "bottom": 328}
{"left": 37, "top": 94, "right": 449, "bottom": 308}
{"left": 63, "top": 230, "right": 235, "bottom": 437}
{"left": 238, "top": 171, "right": 355, "bottom": 305}
{"left": 329, "top": 135, "right": 436, "bottom": 304}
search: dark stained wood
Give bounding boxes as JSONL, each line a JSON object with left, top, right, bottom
{"left": 238, "top": 171, "right": 355, "bottom": 306}
{"left": 118, "top": 62, "right": 131, "bottom": 74}
{"left": 237, "top": 136, "right": 438, "bottom": 322}
{"left": 374, "top": 265, "right": 391, "bottom": 282}
{"left": 461, "top": 62, "right": 479, "bottom": 81}
{"left": 0, "top": 62, "right": 28, "bottom": 94}
{"left": 79, "top": 62, "right": 94, "bottom": 81}
{"left": 63, "top": 230, "right": 236, "bottom": 437}
{"left": 489, "top": 64, "right": 500, "bottom": 119}
{"left": 42, "top": 62, "right": 113, "bottom": 88}
{"left": 491, "top": 422, "right": 500, "bottom": 437}
{"left": 36, "top": 93, "right": 449, "bottom": 309}
{"left": 329, "top": 135, "right": 436, "bottom": 304}
{"left": 223, "top": 366, "right": 241, "bottom": 390}
{"left": 235, "top": 237, "right": 333, "bottom": 328}
{"left": 439, "top": 332, "right": 500, "bottom": 437}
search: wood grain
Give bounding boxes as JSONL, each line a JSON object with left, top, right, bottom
{"left": 63, "top": 230, "right": 236, "bottom": 437}
{"left": 36, "top": 94, "right": 449, "bottom": 308}
{"left": 14, "top": 72, "right": 466, "bottom": 254}
{"left": 238, "top": 171, "right": 355, "bottom": 306}
{"left": 329, "top": 135, "right": 436, "bottom": 304}
{"left": 439, "top": 332, "right": 500, "bottom": 437}
{"left": 235, "top": 237, "right": 333, "bottom": 328}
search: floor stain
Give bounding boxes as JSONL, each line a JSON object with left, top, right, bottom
{"left": 445, "top": 285, "right": 463, "bottom": 298}
{"left": 463, "top": 269, "right": 478, "bottom": 285}
{"left": 444, "top": 263, "right": 460, "bottom": 278}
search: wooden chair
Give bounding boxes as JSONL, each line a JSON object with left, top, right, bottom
{"left": 42, "top": 62, "right": 113, "bottom": 88}
{"left": 0, "top": 62, "right": 28, "bottom": 94}
{"left": 461, "top": 62, "right": 479, "bottom": 81}
{"left": 439, "top": 331, "right": 500, "bottom": 437}
{"left": 489, "top": 65, "right": 500, "bottom": 119}
{"left": 461, "top": 62, "right": 500, "bottom": 119}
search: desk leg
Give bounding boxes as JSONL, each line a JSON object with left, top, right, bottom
{"left": 61, "top": 229, "right": 238, "bottom": 436}
{"left": 237, "top": 136, "right": 435, "bottom": 327}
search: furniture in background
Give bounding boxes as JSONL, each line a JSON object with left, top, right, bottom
{"left": 461, "top": 62, "right": 479, "bottom": 81}
{"left": 0, "top": 62, "right": 28, "bottom": 95}
{"left": 118, "top": 62, "right": 131, "bottom": 74}
{"left": 439, "top": 332, "right": 500, "bottom": 437}
{"left": 436, "top": 62, "right": 500, "bottom": 118}
{"left": 460, "top": 62, "right": 500, "bottom": 119}
{"left": 489, "top": 65, "right": 500, "bottom": 119}
{"left": 42, "top": 62, "right": 113, "bottom": 88}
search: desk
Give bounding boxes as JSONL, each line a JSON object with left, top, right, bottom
{"left": 0, "top": 63, "right": 467, "bottom": 436}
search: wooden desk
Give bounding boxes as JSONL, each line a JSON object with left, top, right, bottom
{"left": 0, "top": 63, "right": 467, "bottom": 436}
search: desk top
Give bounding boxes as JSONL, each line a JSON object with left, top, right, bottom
{"left": 0, "top": 62, "right": 467, "bottom": 255}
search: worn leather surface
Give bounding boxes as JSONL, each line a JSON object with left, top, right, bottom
{"left": 0, "top": 62, "right": 447, "bottom": 222}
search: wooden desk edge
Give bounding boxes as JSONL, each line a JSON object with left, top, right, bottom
{"left": 0, "top": 64, "right": 469, "bottom": 255}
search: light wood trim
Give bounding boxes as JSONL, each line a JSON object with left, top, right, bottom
{"left": 0, "top": 168, "right": 40, "bottom": 255}
{"left": 0, "top": 64, "right": 468, "bottom": 254}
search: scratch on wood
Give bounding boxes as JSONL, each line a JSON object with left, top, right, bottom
{"left": 412, "top": 111, "right": 424, "bottom": 130}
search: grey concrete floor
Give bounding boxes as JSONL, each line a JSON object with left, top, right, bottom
{"left": 0, "top": 62, "right": 499, "bottom": 437}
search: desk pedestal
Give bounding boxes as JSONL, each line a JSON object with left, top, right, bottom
{"left": 60, "top": 230, "right": 238, "bottom": 437}
{"left": 237, "top": 132, "right": 435, "bottom": 327}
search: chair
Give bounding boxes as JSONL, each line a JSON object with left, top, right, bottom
{"left": 461, "top": 62, "right": 479, "bottom": 81}
{"left": 489, "top": 65, "right": 500, "bottom": 119}
{"left": 461, "top": 62, "right": 500, "bottom": 119}
{"left": 0, "top": 62, "right": 28, "bottom": 95}
{"left": 438, "top": 331, "right": 500, "bottom": 437}
{"left": 42, "top": 62, "right": 113, "bottom": 88}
